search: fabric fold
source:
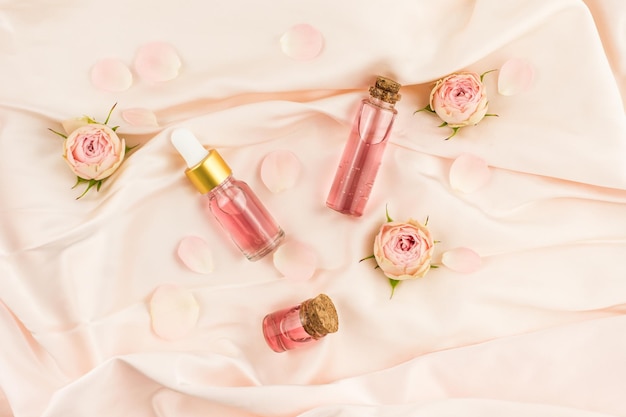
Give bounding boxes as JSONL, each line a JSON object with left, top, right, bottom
{"left": 0, "top": 0, "right": 625, "bottom": 416}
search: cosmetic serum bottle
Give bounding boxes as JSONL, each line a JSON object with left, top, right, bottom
{"left": 263, "top": 294, "right": 339, "bottom": 353}
{"left": 171, "top": 128, "right": 285, "bottom": 261}
{"left": 326, "top": 76, "right": 401, "bottom": 217}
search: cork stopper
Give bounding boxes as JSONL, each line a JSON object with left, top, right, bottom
{"left": 299, "top": 294, "right": 339, "bottom": 339}
{"left": 369, "top": 76, "right": 401, "bottom": 104}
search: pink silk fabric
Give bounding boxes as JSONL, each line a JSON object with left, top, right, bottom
{"left": 1, "top": 0, "right": 626, "bottom": 416}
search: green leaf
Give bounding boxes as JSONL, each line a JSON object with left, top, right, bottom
{"left": 424, "top": 215, "right": 429, "bottom": 226}
{"left": 111, "top": 126, "right": 119, "bottom": 132}
{"left": 359, "top": 254, "right": 375, "bottom": 263}
{"left": 414, "top": 104, "right": 435, "bottom": 114}
{"left": 484, "top": 113, "right": 499, "bottom": 118}
{"left": 438, "top": 121, "right": 448, "bottom": 128}
{"left": 385, "top": 204, "right": 393, "bottom": 223}
{"left": 72, "top": 177, "right": 104, "bottom": 199}
{"left": 125, "top": 143, "right": 139, "bottom": 154}
{"left": 430, "top": 264, "right": 439, "bottom": 269}
{"left": 48, "top": 128, "right": 67, "bottom": 139}
{"left": 480, "top": 69, "right": 497, "bottom": 82}
{"left": 444, "top": 127, "right": 460, "bottom": 140}
{"left": 389, "top": 279, "right": 400, "bottom": 299}
{"left": 75, "top": 184, "right": 92, "bottom": 200}
{"left": 72, "top": 176, "right": 88, "bottom": 188}
{"left": 85, "top": 116, "right": 98, "bottom": 124}
{"left": 104, "top": 102, "right": 117, "bottom": 125}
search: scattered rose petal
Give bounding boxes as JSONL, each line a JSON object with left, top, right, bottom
{"left": 449, "top": 154, "right": 491, "bottom": 193}
{"left": 177, "top": 236, "right": 214, "bottom": 274}
{"left": 149, "top": 284, "right": 200, "bottom": 340}
{"left": 260, "top": 150, "right": 301, "bottom": 193}
{"left": 498, "top": 58, "right": 534, "bottom": 96}
{"left": 273, "top": 241, "right": 317, "bottom": 280}
{"left": 441, "top": 247, "right": 482, "bottom": 273}
{"left": 90, "top": 58, "right": 133, "bottom": 92}
{"left": 134, "top": 42, "right": 182, "bottom": 83}
{"left": 121, "top": 108, "right": 159, "bottom": 127}
{"left": 280, "top": 24, "right": 324, "bottom": 60}
{"left": 61, "top": 117, "right": 89, "bottom": 135}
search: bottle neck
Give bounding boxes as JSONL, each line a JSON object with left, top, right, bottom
{"left": 185, "top": 149, "right": 233, "bottom": 194}
{"left": 206, "top": 174, "right": 234, "bottom": 195}
{"left": 366, "top": 96, "right": 396, "bottom": 111}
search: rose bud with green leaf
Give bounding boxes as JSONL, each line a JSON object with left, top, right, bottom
{"left": 417, "top": 71, "right": 496, "bottom": 139}
{"left": 365, "top": 214, "right": 435, "bottom": 298}
{"left": 49, "top": 103, "right": 133, "bottom": 199}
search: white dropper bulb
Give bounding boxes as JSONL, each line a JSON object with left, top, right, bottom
{"left": 171, "top": 128, "right": 209, "bottom": 168}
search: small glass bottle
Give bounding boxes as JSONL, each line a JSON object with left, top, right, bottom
{"left": 326, "top": 76, "right": 401, "bottom": 217}
{"left": 263, "top": 294, "right": 339, "bottom": 353}
{"left": 171, "top": 128, "right": 285, "bottom": 261}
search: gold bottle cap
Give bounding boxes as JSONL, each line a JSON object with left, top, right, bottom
{"left": 369, "top": 76, "right": 402, "bottom": 104}
{"left": 185, "top": 149, "right": 232, "bottom": 194}
{"left": 300, "top": 294, "right": 339, "bottom": 339}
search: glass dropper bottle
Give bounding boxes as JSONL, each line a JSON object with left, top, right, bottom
{"left": 171, "top": 128, "right": 285, "bottom": 261}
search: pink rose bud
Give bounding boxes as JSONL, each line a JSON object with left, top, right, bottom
{"left": 430, "top": 72, "right": 489, "bottom": 128}
{"left": 373, "top": 219, "right": 434, "bottom": 281}
{"left": 62, "top": 124, "right": 126, "bottom": 181}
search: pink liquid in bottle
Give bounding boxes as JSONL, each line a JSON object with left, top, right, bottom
{"left": 207, "top": 177, "right": 284, "bottom": 261}
{"left": 263, "top": 294, "right": 338, "bottom": 353}
{"left": 171, "top": 128, "right": 284, "bottom": 261}
{"left": 263, "top": 305, "right": 314, "bottom": 352}
{"left": 326, "top": 77, "right": 400, "bottom": 217}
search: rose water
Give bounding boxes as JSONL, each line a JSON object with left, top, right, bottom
{"left": 263, "top": 294, "right": 338, "bottom": 353}
{"left": 171, "top": 128, "right": 284, "bottom": 261}
{"left": 326, "top": 76, "right": 401, "bottom": 217}
{"left": 207, "top": 176, "right": 284, "bottom": 260}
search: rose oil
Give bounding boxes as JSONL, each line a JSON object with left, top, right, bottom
{"left": 207, "top": 176, "right": 284, "bottom": 261}
{"left": 326, "top": 76, "right": 401, "bottom": 217}
{"left": 171, "top": 128, "right": 284, "bottom": 261}
{"left": 263, "top": 294, "right": 338, "bottom": 353}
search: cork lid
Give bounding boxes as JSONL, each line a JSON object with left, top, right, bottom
{"left": 369, "top": 76, "right": 401, "bottom": 104}
{"left": 300, "top": 294, "right": 339, "bottom": 338}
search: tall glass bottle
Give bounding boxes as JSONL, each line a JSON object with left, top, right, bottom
{"left": 326, "top": 76, "right": 401, "bottom": 217}
{"left": 171, "top": 128, "right": 284, "bottom": 261}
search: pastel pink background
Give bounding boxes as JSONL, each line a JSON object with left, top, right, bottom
{"left": 1, "top": 0, "right": 625, "bottom": 416}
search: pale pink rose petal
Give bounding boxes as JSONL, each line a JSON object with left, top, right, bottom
{"left": 121, "top": 108, "right": 159, "bottom": 127}
{"left": 273, "top": 241, "right": 317, "bottom": 280}
{"left": 280, "top": 24, "right": 324, "bottom": 60}
{"left": 90, "top": 58, "right": 133, "bottom": 92}
{"left": 177, "top": 236, "right": 214, "bottom": 274}
{"left": 498, "top": 58, "right": 535, "bottom": 96}
{"left": 441, "top": 247, "right": 482, "bottom": 273}
{"left": 449, "top": 154, "right": 491, "bottom": 193}
{"left": 260, "top": 150, "right": 301, "bottom": 193}
{"left": 134, "top": 42, "right": 182, "bottom": 83}
{"left": 149, "top": 284, "right": 200, "bottom": 340}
